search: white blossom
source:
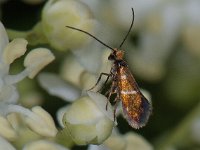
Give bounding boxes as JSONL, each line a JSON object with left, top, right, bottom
{"left": 62, "top": 92, "right": 114, "bottom": 145}
{"left": 0, "top": 21, "right": 54, "bottom": 104}
{"left": 0, "top": 104, "right": 57, "bottom": 137}
{"left": 41, "top": 0, "right": 98, "bottom": 51}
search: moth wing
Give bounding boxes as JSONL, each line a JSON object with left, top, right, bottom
{"left": 122, "top": 92, "right": 152, "bottom": 128}
{"left": 119, "top": 66, "right": 152, "bottom": 128}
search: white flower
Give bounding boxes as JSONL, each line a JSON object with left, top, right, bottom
{"left": 123, "top": 132, "right": 153, "bottom": 150}
{"left": 38, "top": 46, "right": 112, "bottom": 101}
{"left": 25, "top": 106, "right": 58, "bottom": 137}
{"left": 62, "top": 92, "right": 114, "bottom": 145}
{"left": 0, "top": 104, "right": 57, "bottom": 137}
{"left": 60, "top": 47, "right": 111, "bottom": 90}
{"left": 0, "top": 115, "right": 17, "bottom": 141}
{"left": 38, "top": 73, "right": 81, "bottom": 102}
{"left": 41, "top": 0, "right": 98, "bottom": 51}
{"left": 0, "top": 21, "right": 55, "bottom": 104}
{"left": 24, "top": 48, "right": 55, "bottom": 79}
{"left": 88, "top": 132, "right": 153, "bottom": 150}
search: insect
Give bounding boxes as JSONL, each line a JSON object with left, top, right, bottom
{"left": 66, "top": 8, "right": 152, "bottom": 129}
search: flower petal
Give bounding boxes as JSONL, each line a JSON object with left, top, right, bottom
{"left": 87, "top": 91, "right": 115, "bottom": 123}
{"left": 60, "top": 53, "right": 85, "bottom": 88}
{"left": 2, "top": 38, "right": 28, "bottom": 64}
{"left": 104, "top": 134, "right": 126, "bottom": 150}
{"left": 80, "top": 71, "right": 97, "bottom": 90}
{"left": 0, "top": 22, "right": 9, "bottom": 56}
{"left": 0, "top": 104, "right": 57, "bottom": 137}
{"left": 124, "top": 132, "right": 153, "bottom": 150}
{"left": 0, "top": 136, "right": 16, "bottom": 150}
{"left": 56, "top": 105, "right": 69, "bottom": 127}
{"left": 42, "top": 0, "right": 97, "bottom": 51}
{"left": 0, "top": 115, "right": 17, "bottom": 141}
{"left": 38, "top": 73, "right": 81, "bottom": 102}
{"left": 25, "top": 106, "right": 58, "bottom": 137}
{"left": 0, "top": 85, "right": 19, "bottom": 104}
{"left": 87, "top": 144, "right": 110, "bottom": 150}
{"left": 62, "top": 96, "right": 114, "bottom": 145}
{"left": 24, "top": 48, "right": 55, "bottom": 78}
{"left": 23, "top": 140, "right": 69, "bottom": 150}
{"left": 72, "top": 42, "right": 103, "bottom": 74}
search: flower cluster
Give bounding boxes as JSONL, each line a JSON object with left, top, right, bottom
{"left": 1, "top": 0, "right": 200, "bottom": 149}
{"left": 0, "top": 19, "right": 57, "bottom": 149}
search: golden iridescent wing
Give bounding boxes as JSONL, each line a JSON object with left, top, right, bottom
{"left": 117, "top": 65, "right": 152, "bottom": 129}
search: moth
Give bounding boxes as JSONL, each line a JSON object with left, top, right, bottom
{"left": 66, "top": 8, "right": 152, "bottom": 129}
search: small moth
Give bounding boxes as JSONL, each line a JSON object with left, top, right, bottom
{"left": 66, "top": 8, "right": 152, "bottom": 129}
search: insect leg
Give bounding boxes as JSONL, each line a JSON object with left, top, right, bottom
{"left": 97, "top": 74, "right": 110, "bottom": 92}
{"left": 113, "top": 90, "right": 121, "bottom": 121}
{"left": 106, "top": 81, "right": 117, "bottom": 110}
{"left": 88, "top": 73, "right": 110, "bottom": 91}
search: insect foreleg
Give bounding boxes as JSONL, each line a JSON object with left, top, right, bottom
{"left": 88, "top": 73, "right": 110, "bottom": 91}
{"left": 97, "top": 74, "right": 111, "bottom": 92}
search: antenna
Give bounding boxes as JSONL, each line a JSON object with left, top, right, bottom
{"left": 66, "top": 26, "right": 115, "bottom": 51}
{"left": 119, "top": 8, "right": 134, "bottom": 48}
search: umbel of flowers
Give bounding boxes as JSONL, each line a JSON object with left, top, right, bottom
{"left": 0, "top": 0, "right": 154, "bottom": 150}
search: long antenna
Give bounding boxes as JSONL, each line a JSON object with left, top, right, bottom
{"left": 66, "top": 26, "right": 115, "bottom": 51}
{"left": 119, "top": 8, "right": 134, "bottom": 48}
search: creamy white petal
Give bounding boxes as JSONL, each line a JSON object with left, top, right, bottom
{"left": 0, "top": 115, "right": 17, "bottom": 140}
{"left": 24, "top": 48, "right": 55, "bottom": 78}
{"left": 0, "top": 85, "right": 19, "bottom": 104}
{"left": 0, "top": 136, "right": 16, "bottom": 150}
{"left": 56, "top": 105, "right": 69, "bottom": 127}
{"left": 2, "top": 38, "right": 27, "bottom": 64}
{"left": 38, "top": 73, "right": 81, "bottom": 102}
{"left": 87, "top": 91, "right": 115, "bottom": 123}
{"left": 23, "top": 140, "right": 69, "bottom": 150}
{"left": 62, "top": 96, "right": 114, "bottom": 145}
{"left": 25, "top": 106, "right": 58, "bottom": 137}
{"left": 0, "top": 22, "right": 9, "bottom": 56}
{"left": 0, "top": 104, "right": 57, "bottom": 137}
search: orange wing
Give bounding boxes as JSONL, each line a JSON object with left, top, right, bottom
{"left": 117, "top": 65, "right": 152, "bottom": 129}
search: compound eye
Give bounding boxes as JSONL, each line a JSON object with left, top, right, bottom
{"left": 108, "top": 54, "right": 115, "bottom": 60}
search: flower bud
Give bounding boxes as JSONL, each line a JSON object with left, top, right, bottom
{"left": 62, "top": 92, "right": 114, "bottom": 145}
{"left": 24, "top": 48, "right": 55, "bottom": 79}
{"left": 2, "top": 38, "right": 28, "bottom": 65}
{"left": 0, "top": 115, "right": 17, "bottom": 141}
{"left": 104, "top": 132, "right": 153, "bottom": 150}
{"left": 25, "top": 106, "right": 58, "bottom": 137}
{"left": 60, "top": 53, "right": 85, "bottom": 87}
{"left": 42, "top": 0, "right": 97, "bottom": 51}
{"left": 124, "top": 132, "right": 153, "bottom": 150}
{"left": 0, "top": 21, "right": 9, "bottom": 53}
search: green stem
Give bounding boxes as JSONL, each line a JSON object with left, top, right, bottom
{"left": 6, "top": 29, "right": 28, "bottom": 39}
